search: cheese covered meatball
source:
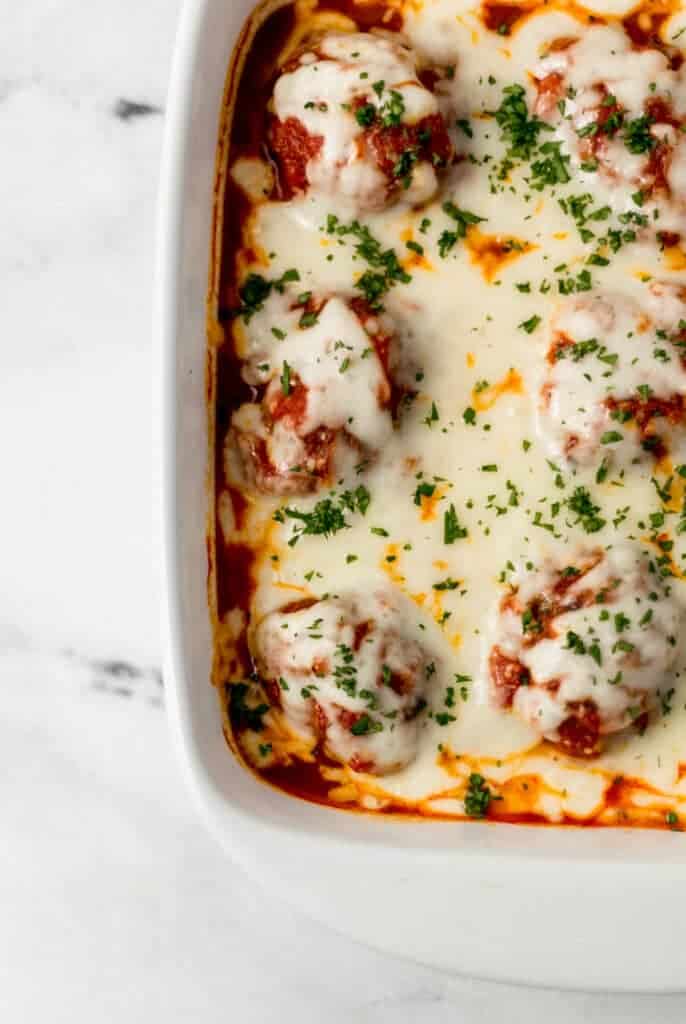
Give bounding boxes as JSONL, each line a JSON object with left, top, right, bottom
{"left": 253, "top": 591, "right": 431, "bottom": 774}
{"left": 533, "top": 25, "right": 686, "bottom": 235}
{"left": 227, "top": 287, "right": 412, "bottom": 495}
{"left": 538, "top": 285, "right": 686, "bottom": 469}
{"left": 269, "top": 31, "right": 454, "bottom": 213}
{"left": 488, "top": 545, "right": 681, "bottom": 757}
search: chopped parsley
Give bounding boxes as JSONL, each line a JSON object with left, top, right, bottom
{"left": 438, "top": 230, "right": 458, "bottom": 258}
{"left": 444, "top": 504, "right": 468, "bottom": 543}
{"left": 414, "top": 481, "right": 436, "bottom": 506}
{"left": 464, "top": 773, "right": 496, "bottom": 819}
{"left": 564, "top": 630, "right": 586, "bottom": 655}
{"left": 274, "top": 486, "right": 370, "bottom": 545}
{"left": 353, "top": 84, "right": 405, "bottom": 130}
{"left": 522, "top": 608, "right": 542, "bottom": 635}
{"left": 553, "top": 336, "right": 617, "bottom": 365}
{"left": 622, "top": 115, "right": 656, "bottom": 155}
{"left": 557, "top": 268, "right": 593, "bottom": 294}
{"left": 437, "top": 201, "right": 486, "bottom": 258}
{"left": 433, "top": 577, "right": 460, "bottom": 591}
{"left": 455, "top": 673, "right": 472, "bottom": 701}
{"left": 518, "top": 314, "right": 541, "bottom": 334}
{"left": 567, "top": 486, "right": 606, "bottom": 534}
{"left": 493, "top": 83, "right": 550, "bottom": 160}
{"left": 423, "top": 401, "right": 440, "bottom": 427}
{"left": 392, "top": 147, "right": 419, "bottom": 185}
{"left": 325, "top": 216, "right": 410, "bottom": 310}
{"left": 355, "top": 103, "right": 376, "bottom": 127}
{"left": 280, "top": 360, "right": 292, "bottom": 396}
{"left": 350, "top": 713, "right": 383, "bottom": 736}
{"left": 529, "top": 141, "right": 571, "bottom": 189}
{"left": 596, "top": 458, "right": 610, "bottom": 484}
{"left": 378, "top": 89, "right": 405, "bottom": 127}
{"left": 333, "top": 644, "right": 358, "bottom": 697}
{"left": 490, "top": 82, "right": 577, "bottom": 189}
{"left": 230, "top": 268, "right": 300, "bottom": 322}
{"left": 340, "top": 484, "right": 371, "bottom": 516}
{"left": 229, "top": 682, "right": 269, "bottom": 732}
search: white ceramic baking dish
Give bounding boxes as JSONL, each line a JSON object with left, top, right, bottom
{"left": 157, "top": 0, "right": 686, "bottom": 990}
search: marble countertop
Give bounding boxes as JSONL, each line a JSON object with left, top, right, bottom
{"left": 3, "top": 1, "right": 686, "bottom": 1019}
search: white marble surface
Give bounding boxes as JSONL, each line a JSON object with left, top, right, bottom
{"left": 3, "top": 1, "right": 686, "bottom": 1019}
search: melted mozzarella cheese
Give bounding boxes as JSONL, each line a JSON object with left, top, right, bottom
{"left": 271, "top": 296, "right": 391, "bottom": 448}
{"left": 253, "top": 590, "right": 430, "bottom": 773}
{"left": 492, "top": 544, "right": 681, "bottom": 739}
{"left": 219, "top": 0, "right": 686, "bottom": 823}
{"left": 239, "top": 291, "right": 393, "bottom": 449}
{"left": 228, "top": 291, "right": 397, "bottom": 492}
{"left": 534, "top": 24, "right": 686, "bottom": 233}
{"left": 536, "top": 25, "right": 680, "bottom": 119}
{"left": 230, "top": 402, "right": 309, "bottom": 479}
{"left": 273, "top": 31, "right": 442, "bottom": 211}
{"left": 537, "top": 289, "right": 686, "bottom": 468}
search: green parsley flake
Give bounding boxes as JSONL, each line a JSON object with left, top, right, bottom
{"left": 324, "top": 216, "right": 410, "bottom": 310}
{"left": 519, "top": 314, "right": 541, "bottom": 333}
{"left": 350, "top": 714, "right": 383, "bottom": 736}
{"left": 464, "top": 773, "right": 496, "bottom": 818}
{"left": 274, "top": 486, "right": 370, "bottom": 545}
{"left": 231, "top": 268, "right": 300, "bottom": 323}
{"left": 280, "top": 361, "right": 292, "bottom": 396}
{"left": 444, "top": 504, "right": 468, "bottom": 543}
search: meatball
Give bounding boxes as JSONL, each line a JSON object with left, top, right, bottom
{"left": 269, "top": 32, "right": 454, "bottom": 213}
{"left": 226, "top": 288, "right": 411, "bottom": 495}
{"left": 537, "top": 286, "right": 686, "bottom": 469}
{"left": 533, "top": 25, "right": 686, "bottom": 235}
{"left": 488, "top": 545, "right": 681, "bottom": 757}
{"left": 253, "top": 591, "right": 431, "bottom": 774}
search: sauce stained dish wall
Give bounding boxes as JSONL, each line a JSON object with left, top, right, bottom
{"left": 208, "top": 0, "right": 686, "bottom": 827}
